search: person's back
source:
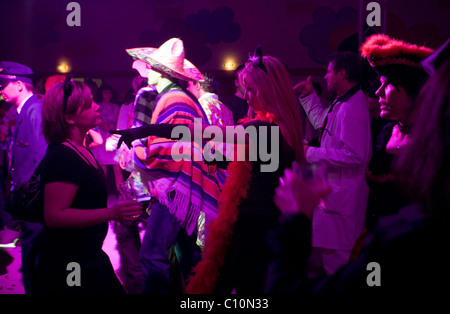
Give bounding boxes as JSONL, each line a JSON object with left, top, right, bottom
{"left": 198, "top": 93, "right": 233, "bottom": 126}
{"left": 186, "top": 51, "right": 305, "bottom": 294}
{"left": 215, "top": 120, "right": 295, "bottom": 294}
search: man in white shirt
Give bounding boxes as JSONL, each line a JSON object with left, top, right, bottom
{"left": 295, "top": 52, "right": 371, "bottom": 277}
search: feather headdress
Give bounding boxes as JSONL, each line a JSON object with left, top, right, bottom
{"left": 361, "top": 34, "right": 433, "bottom": 68}
{"left": 360, "top": 34, "right": 434, "bottom": 95}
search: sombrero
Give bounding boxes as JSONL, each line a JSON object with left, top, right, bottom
{"left": 126, "top": 38, "right": 204, "bottom": 82}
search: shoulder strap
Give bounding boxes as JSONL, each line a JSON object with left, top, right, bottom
{"left": 84, "top": 146, "right": 102, "bottom": 169}
{"left": 64, "top": 141, "right": 97, "bottom": 168}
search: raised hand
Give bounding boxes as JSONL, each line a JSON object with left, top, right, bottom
{"left": 109, "top": 129, "right": 135, "bottom": 149}
{"left": 293, "top": 75, "right": 314, "bottom": 96}
{"left": 110, "top": 124, "right": 180, "bottom": 149}
{"left": 109, "top": 126, "right": 154, "bottom": 149}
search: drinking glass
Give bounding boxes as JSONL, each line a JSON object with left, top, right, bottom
{"left": 118, "top": 179, "right": 152, "bottom": 216}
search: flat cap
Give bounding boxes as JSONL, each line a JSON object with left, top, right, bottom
{"left": 0, "top": 61, "right": 34, "bottom": 88}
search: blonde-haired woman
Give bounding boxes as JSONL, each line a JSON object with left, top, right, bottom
{"left": 238, "top": 52, "right": 304, "bottom": 163}
{"left": 113, "top": 47, "right": 305, "bottom": 293}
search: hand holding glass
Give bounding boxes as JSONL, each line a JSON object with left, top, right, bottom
{"left": 118, "top": 180, "right": 152, "bottom": 216}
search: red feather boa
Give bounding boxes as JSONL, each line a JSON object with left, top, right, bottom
{"left": 185, "top": 160, "right": 252, "bottom": 293}
{"left": 186, "top": 111, "right": 274, "bottom": 294}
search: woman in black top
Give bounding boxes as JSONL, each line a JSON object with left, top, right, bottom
{"left": 362, "top": 35, "right": 433, "bottom": 228}
{"left": 32, "top": 78, "right": 142, "bottom": 293}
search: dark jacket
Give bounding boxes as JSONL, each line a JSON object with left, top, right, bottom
{"left": 11, "top": 95, "right": 47, "bottom": 186}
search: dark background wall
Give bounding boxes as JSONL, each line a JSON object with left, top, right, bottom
{"left": 1, "top": 0, "right": 449, "bottom": 101}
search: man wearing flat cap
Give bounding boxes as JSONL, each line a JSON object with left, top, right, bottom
{"left": 0, "top": 61, "right": 47, "bottom": 293}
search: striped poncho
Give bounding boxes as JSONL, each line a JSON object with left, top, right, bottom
{"left": 134, "top": 88, "right": 224, "bottom": 236}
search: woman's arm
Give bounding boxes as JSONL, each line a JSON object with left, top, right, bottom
{"left": 44, "top": 181, "right": 143, "bottom": 229}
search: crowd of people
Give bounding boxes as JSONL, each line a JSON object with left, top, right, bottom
{"left": 0, "top": 33, "right": 448, "bottom": 296}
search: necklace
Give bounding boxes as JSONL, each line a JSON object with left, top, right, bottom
{"left": 65, "top": 140, "right": 97, "bottom": 169}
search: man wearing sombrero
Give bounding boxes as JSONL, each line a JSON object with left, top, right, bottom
{"left": 120, "top": 38, "right": 223, "bottom": 294}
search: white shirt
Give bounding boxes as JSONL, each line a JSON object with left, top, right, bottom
{"left": 300, "top": 89, "right": 372, "bottom": 251}
{"left": 16, "top": 94, "right": 33, "bottom": 114}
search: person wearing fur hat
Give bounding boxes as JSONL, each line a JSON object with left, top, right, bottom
{"left": 360, "top": 34, "right": 434, "bottom": 229}
{"left": 265, "top": 37, "right": 449, "bottom": 298}
{"left": 121, "top": 38, "right": 224, "bottom": 294}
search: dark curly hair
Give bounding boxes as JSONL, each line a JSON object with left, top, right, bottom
{"left": 198, "top": 72, "right": 217, "bottom": 93}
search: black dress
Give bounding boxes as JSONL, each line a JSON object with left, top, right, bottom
{"left": 31, "top": 144, "right": 124, "bottom": 294}
{"left": 214, "top": 121, "right": 296, "bottom": 293}
{"left": 365, "top": 122, "right": 410, "bottom": 229}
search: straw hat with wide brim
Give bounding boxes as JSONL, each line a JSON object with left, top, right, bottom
{"left": 126, "top": 38, "right": 204, "bottom": 82}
